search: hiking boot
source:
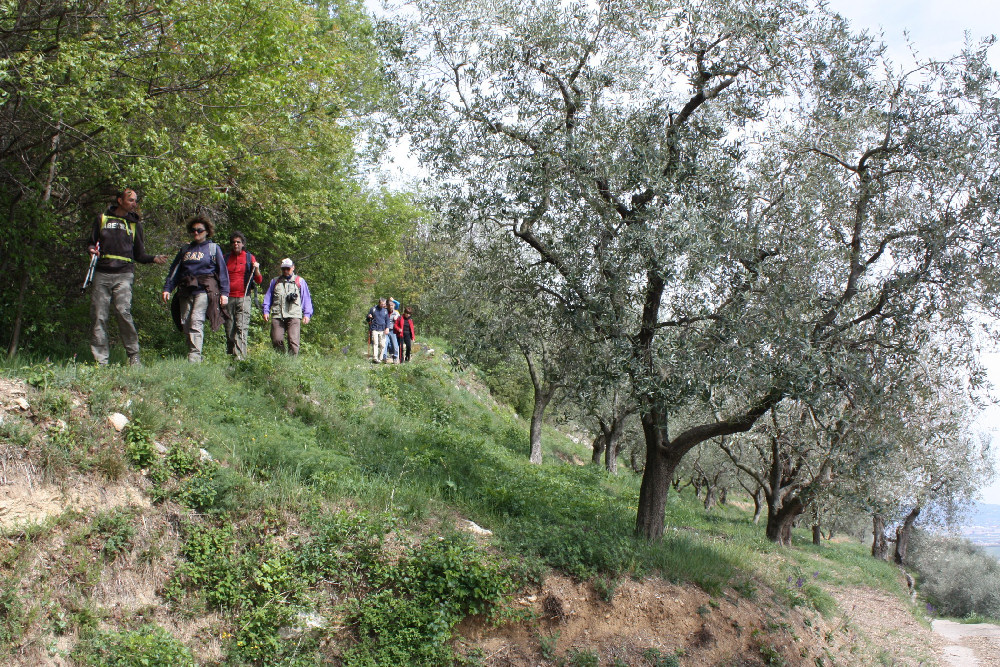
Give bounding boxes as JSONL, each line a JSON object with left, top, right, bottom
{"left": 128, "top": 355, "right": 142, "bottom": 367}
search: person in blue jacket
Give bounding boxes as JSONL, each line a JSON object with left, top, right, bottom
{"left": 161, "top": 216, "right": 230, "bottom": 362}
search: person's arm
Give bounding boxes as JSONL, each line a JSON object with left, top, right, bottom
{"left": 300, "top": 279, "right": 313, "bottom": 323}
{"left": 88, "top": 215, "right": 102, "bottom": 255}
{"left": 161, "top": 249, "right": 183, "bottom": 302}
{"left": 251, "top": 254, "right": 263, "bottom": 284}
{"left": 262, "top": 279, "right": 274, "bottom": 321}
{"left": 216, "top": 245, "right": 230, "bottom": 304}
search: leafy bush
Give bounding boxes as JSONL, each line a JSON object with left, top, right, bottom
{"left": 343, "top": 533, "right": 514, "bottom": 666}
{"left": 909, "top": 531, "right": 1000, "bottom": 618}
{"left": 123, "top": 422, "right": 157, "bottom": 468}
{"left": 73, "top": 624, "right": 195, "bottom": 666}
{"left": 90, "top": 509, "right": 136, "bottom": 559}
{"left": 165, "top": 444, "right": 200, "bottom": 476}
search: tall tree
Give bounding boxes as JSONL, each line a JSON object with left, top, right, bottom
{"left": 397, "top": 0, "right": 1000, "bottom": 538}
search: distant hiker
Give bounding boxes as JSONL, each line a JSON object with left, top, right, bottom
{"left": 161, "top": 216, "right": 230, "bottom": 363}
{"left": 396, "top": 307, "right": 416, "bottom": 363}
{"left": 87, "top": 188, "right": 168, "bottom": 366}
{"left": 368, "top": 298, "right": 390, "bottom": 363}
{"left": 386, "top": 299, "right": 400, "bottom": 363}
{"left": 223, "top": 232, "right": 263, "bottom": 360}
{"left": 262, "top": 258, "right": 312, "bottom": 355}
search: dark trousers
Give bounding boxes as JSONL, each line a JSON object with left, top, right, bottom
{"left": 271, "top": 317, "right": 301, "bottom": 354}
{"left": 401, "top": 337, "right": 412, "bottom": 362}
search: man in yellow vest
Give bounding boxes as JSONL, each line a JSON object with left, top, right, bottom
{"left": 86, "top": 189, "right": 167, "bottom": 366}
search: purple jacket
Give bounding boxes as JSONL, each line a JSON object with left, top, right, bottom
{"left": 263, "top": 274, "right": 313, "bottom": 319}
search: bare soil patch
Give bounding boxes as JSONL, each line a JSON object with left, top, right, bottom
{"left": 459, "top": 574, "right": 834, "bottom": 666}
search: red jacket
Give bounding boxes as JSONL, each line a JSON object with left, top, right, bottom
{"left": 394, "top": 315, "right": 415, "bottom": 340}
{"left": 225, "top": 250, "right": 263, "bottom": 298}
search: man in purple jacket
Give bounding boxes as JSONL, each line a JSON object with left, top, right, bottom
{"left": 263, "top": 258, "right": 313, "bottom": 355}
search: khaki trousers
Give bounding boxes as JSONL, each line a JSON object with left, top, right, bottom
{"left": 179, "top": 292, "right": 208, "bottom": 362}
{"left": 224, "top": 296, "right": 252, "bottom": 359}
{"left": 90, "top": 271, "right": 138, "bottom": 364}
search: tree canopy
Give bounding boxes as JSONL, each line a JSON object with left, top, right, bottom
{"left": 396, "top": 0, "right": 1000, "bottom": 538}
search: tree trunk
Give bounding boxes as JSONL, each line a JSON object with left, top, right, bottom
{"left": 635, "top": 409, "right": 677, "bottom": 540}
{"left": 604, "top": 416, "right": 626, "bottom": 474}
{"left": 6, "top": 272, "right": 28, "bottom": 359}
{"left": 719, "top": 487, "right": 728, "bottom": 505}
{"left": 591, "top": 431, "right": 606, "bottom": 465}
{"left": 871, "top": 514, "right": 890, "bottom": 560}
{"left": 692, "top": 477, "right": 703, "bottom": 499}
{"left": 528, "top": 387, "right": 553, "bottom": 465}
{"left": 893, "top": 506, "right": 921, "bottom": 565}
{"left": 703, "top": 484, "right": 717, "bottom": 511}
{"left": 630, "top": 447, "right": 642, "bottom": 474}
{"left": 765, "top": 496, "right": 804, "bottom": 546}
{"left": 812, "top": 524, "right": 821, "bottom": 546}
{"left": 752, "top": 487, "right": 764, "bottom": 524}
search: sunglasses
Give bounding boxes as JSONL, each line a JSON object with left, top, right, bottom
{"left": 191, "top": 228, "right": 206, "bottom": 234}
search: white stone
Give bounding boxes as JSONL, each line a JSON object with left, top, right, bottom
{"left": 15, "top": 397, "right": 29, "bottom": 411}
{"left": 108, "top": 413, "right": 129, "bottom": 431}
{"left": 199, "top": 448, "right": 213, "bottom": 462}
{"left": 460, "top": 519, "right": 493, "bottom": 536}
{"left": 155, "top": 441, "right": 169, "bottom": 454}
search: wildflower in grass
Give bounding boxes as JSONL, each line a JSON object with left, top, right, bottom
{"left": 796, "top": 578, "right": 804, "bottom": 588}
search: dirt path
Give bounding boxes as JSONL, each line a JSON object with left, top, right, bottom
{"left": 932, "top": 620, "right": 1000, "bottom": 667}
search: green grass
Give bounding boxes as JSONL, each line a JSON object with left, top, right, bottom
{"left": 0, "top": 345, "right": 925, "bottom": 663}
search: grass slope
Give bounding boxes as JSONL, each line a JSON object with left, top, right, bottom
{"left": 0, "top": 347, "right": 916, "bottom": 665}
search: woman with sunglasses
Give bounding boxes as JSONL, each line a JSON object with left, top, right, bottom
{"left": 161, "top": 216, "right": 230, "bottom": 362}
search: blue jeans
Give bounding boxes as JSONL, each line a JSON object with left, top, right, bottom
{"left": 385, "top": 332, "right": 399, "bottom": 360}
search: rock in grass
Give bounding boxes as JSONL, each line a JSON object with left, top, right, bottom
{"left": 108, "top": 412, "right": 129, "bottom": 431}
{"left": 460, "top": 519, "right": 493, "bottom": 536}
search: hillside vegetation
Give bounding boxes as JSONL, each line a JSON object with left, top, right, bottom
{"left": 0, "top": 348, "right": 934, "bottom": 666}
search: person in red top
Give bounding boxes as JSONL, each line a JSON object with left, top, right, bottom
{"left": 395, "top": 307, "right": 416, "bottom": 362}
{"left": 223, "top": 231, "right": 263, "bottom": 359}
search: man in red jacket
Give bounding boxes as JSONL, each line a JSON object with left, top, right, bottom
{"left": 223, "top": 231, "right": 263, "bottom": 359}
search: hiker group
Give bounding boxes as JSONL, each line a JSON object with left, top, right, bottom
{"left": 366, "top": 297, "right": 416, "bottom": 364}
{"left": 87, "top": 189, "right": 317, "bottom": 365}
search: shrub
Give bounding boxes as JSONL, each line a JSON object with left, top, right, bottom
{"left": 909, "top": 531, "right": 1000, "bottom": 618}
{"left": 123, "top": 422, "right": 156, "bottom": 468}
{"left": 90, "top": 509, "right": 136, "bottom": 559}
{"left": 73, "top": 624, "right": 195, "bottom": 666}
{"left": 343, "top": 533, "right": 514, "bottom": 666}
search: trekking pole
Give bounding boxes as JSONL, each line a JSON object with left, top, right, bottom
{"left": 81, "top": 242, "right": 99, "bottom": 292}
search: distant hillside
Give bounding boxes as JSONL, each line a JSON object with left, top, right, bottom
{"left": 961, "top": 503, "right": 1000, "bottom": 546}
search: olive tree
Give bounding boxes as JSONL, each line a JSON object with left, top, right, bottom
{"left": 397, "top": 0, "right": 1000, "bottom": 538}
